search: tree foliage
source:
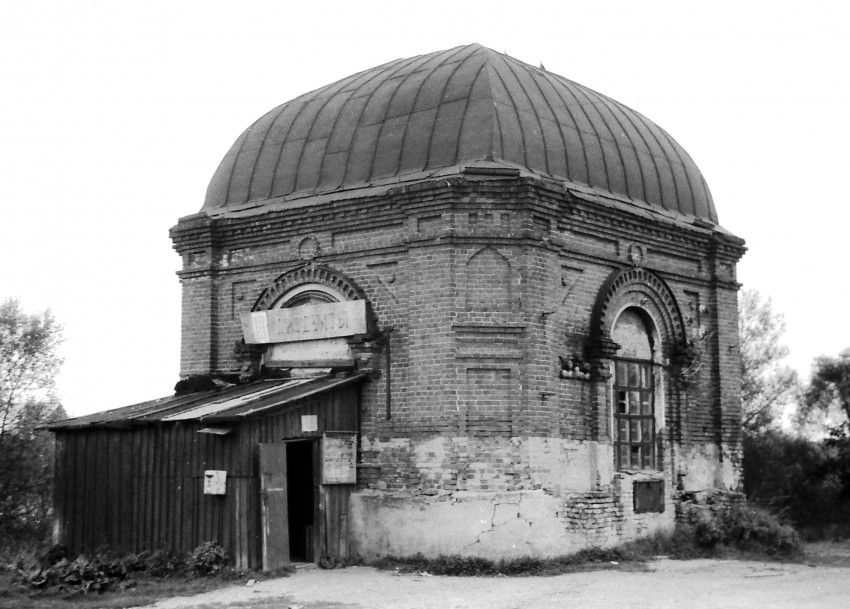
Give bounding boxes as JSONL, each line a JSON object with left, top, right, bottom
{"left": 738, "top": 289, "right": 799, "bottom": 433}
{"left": 743, "top": 431, "right": 837, "bottom": 528}
{"left": 800, "top": 349, "right": 850, "bottom": 504}
{"left": 802, "top": 349, "right": 850, "bottom": 427}
{"left": 0, "top": 298, "right": 65, "bottom": 544}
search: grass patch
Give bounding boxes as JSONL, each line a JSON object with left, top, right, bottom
{"left": 802, "top": 539, "right": 850, "bottom": 568}
{"left": 0, "top": 570, "right": 235, "bottom": 609}
{"left": 372, "top": 545, "right": 651, "bottom": 577}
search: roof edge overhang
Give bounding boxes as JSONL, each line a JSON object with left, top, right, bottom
{"left": 198, "top": 373, "right": 366, "bottom": 424}
{"left": 178, "top": 159, "right": 741, "bottom": 243}
{"left": 45, "top": 373, "right": 368, "bottom": 432}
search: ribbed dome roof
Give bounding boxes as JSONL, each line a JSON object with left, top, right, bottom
{"left": 204, "top": 44, "right": 716, "bottom": 223}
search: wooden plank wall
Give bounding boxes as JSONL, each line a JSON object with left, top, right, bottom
{"left": 53, "top": 384, "right": 359, "bottom": 570}
{"left": 319, "top": 485, "right": 353, "bottom": 560}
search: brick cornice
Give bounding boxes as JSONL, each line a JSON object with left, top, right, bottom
{"left": 170, "top": 173, "right": 744, "bottom": 283}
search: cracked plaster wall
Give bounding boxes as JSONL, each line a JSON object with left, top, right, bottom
{"left": 677, "top": 443, "right": 740, "bottom": 492}
{"left": 351, "top": 435, "right": 677, "bottom": 558}
{"left": 349, "top": 487, "right": 675, "bottom": 559}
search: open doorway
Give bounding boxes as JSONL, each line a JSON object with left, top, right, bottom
{"left": 286, "top": 440, "right": 316, "bottom": 562}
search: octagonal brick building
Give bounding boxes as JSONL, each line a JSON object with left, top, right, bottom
{"left": 53, "top": 44, "right": 746, "bottom": 569}
{"left": 174, "top": 43, "right": 745, "bottom": 561}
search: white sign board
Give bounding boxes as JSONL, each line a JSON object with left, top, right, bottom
{"left": 241, "top": 300, "right": 367, "bottom": 345}
{"left": 203, "top": 470, "right": 227, "bottom": 495}
{"left": 322, "top": 433, "right": 357, "bottom": 485}
{"left": 301, "top": 415, "right": 318, "bottom": 433}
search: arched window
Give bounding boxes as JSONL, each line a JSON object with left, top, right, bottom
{"left": 273, "top": 284, "right": 343, "bottom": 308}
{"left": 611, "top": 308, "right": 658, "bottom": 471}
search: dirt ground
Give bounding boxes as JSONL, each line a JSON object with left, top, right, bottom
{"left": 146, "top": 543, "right": 850, "bottom": 609}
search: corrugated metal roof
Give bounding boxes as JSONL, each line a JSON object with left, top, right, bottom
{"left": 159, "top": 378, "right": 313, "bottom": 421}
{"left": 47, "top": 374, "right": 366, "bottom": 430}
{"left": 203, "top": 43, "right": 717, "bottom": 223}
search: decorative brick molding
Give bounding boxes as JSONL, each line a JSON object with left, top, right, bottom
{"left": 252, "top": 264, "right": 368, "bottom": 311}
{"left": 587, "top": 267, "right": 687, "bottom": 364}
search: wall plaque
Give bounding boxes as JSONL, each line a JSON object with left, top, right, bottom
{"left": 301, "top": 415, "right": 318, "bottom": 432}
{"left": 321, "top": 433, "right": 357, "bottom": 485}
{"left": 265, "top": 338, "right": 353, "bottom": 368}
{"left": 241, "top": 300, "right": 367, "bottom": 344}
{"left": 203, "top": 470, "right": 227, "bottom": 495}
{"left": 633, "top": 479, "right": 665, "bottom": 513}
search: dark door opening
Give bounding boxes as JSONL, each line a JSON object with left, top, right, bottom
{"left": 286, "top": 441, "right": 316, "bottom": 562}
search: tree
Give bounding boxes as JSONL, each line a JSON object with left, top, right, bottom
{"left": 803, "top": 348, "right": 850, "bottom": 426}
{"left": 738, "top": 289, "right": 799, "bottom": 434}
{"left": 0, "top": 298, "right": 64, "bottom": 542}
{"left": 798, "top": 349, "right": 850, "bottom": 507}
{"left": 743, "top": 429, "right": 837, "bottom": 528}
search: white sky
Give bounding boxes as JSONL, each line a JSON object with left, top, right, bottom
{"left": 2, "top": 1, "right": 848, "bottom": 417}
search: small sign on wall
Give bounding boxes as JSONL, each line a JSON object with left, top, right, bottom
{"left": 204, "top": 470, "right": 227, "bottom": 495}
{"left": 321, "top": 433, "right": 357, "bottom": 484}
{"left": 301, "top": 415, "right": 318, "bottom": 432}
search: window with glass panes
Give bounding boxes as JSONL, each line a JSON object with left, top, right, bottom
{"left": 614, "top": 359, "right": 655, "bottom": 470}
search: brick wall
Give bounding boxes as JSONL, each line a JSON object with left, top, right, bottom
{"left": 171, "top": 172, "right": 745, "bottom": 546}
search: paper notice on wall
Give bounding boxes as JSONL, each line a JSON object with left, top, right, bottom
{"left": 321, "top": 433, "right": 357, "bottom": 484}
{"left": 203, "top": 470, "right": 227, "bottom": 495}
{"left": 301, "top": 415, "right": 318, "bottom": 432}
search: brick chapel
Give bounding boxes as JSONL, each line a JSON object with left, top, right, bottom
{"left": 50, "top": 44, "right": 745, "bottom": 568}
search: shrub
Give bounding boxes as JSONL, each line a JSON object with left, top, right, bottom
{"left": 682, "top": 500, "right": 802, "bottom": 557}
{"left": 137, "top": 549, "right": 186, "bottom": 577}
{"left": 692, "top": 508, "right": 726, "bottom": 548}
{"left": 16, "top": 551, "right": 130, "bottom": 594}
{"left": 187, "top": 542, "right": 228, "bottom": 576}
{"left": 726, "top": 505, "right": 802, "bottom": 555}
{"left": 743, "top": 429, "right": 850, "bottom": 538}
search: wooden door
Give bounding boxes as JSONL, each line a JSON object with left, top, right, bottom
{"left": 259, "top": 443, "right": 290, "bottom": 571}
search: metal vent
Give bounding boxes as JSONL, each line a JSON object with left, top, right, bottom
{"left": 633, "top": 480, "right": 665, "bottom": 513}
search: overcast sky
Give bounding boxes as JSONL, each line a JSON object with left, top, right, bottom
{"left": 2, "top": 1, "right": 848, "bottom": 417}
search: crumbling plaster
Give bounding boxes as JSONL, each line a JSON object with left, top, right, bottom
{"left": 677, "top": 443, "right": 741, "bottom": 492}
{"left": 352, "top": 434, "right": 680, "bottom": 558}
{"left": 349, "top": 486, "right": 675, "bottom": 559}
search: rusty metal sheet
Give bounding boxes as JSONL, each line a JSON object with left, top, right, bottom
{"left": 634, "top": 480, "right": 665, "bottom": 513}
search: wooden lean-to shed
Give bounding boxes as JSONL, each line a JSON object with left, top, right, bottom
{"left": 48, "top": 374, "right": 364, "bottom": 570}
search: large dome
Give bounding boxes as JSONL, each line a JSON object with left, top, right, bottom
{"left": 204, "top": 44, "right": 716, "bottom": 223}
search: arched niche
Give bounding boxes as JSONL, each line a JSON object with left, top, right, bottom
{"left": 587, "top": 267, "right": 687, "bottom": 365}
{"left": 465, "top": 246, "right": 512, "bottom": 311}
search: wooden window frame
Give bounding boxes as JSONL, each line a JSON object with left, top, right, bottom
{"left": 613, "top": 358, "right": 657, "bottom": 471}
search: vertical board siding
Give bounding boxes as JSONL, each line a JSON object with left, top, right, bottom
{"left": 319, "top": 485, "right": 353, "bottom": 559}
{"left": 54, "top": 385, "right": 359, "bottom": 569}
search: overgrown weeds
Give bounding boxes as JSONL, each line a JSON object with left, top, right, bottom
{"left": 187, "top": 541, "right": 228, "bottom": 576}
{"left": 681, "top": 500, "right": 802, "bottom": 557}
{"left": 373, "top": 546, "right": 650, "bottom": 577}
{"left": 7, "top": 541, "right": 234, "bottom": 600}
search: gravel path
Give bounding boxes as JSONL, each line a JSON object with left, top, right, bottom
{"left": 145, "top": 557, "right": 850, "bottom": 609}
